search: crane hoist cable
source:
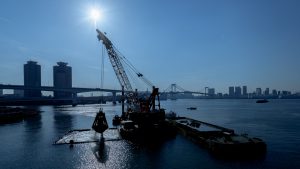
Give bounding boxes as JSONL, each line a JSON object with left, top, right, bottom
{"left": 101, "top": 44, "right": 105, "bottom": 93}
{"left": 113, "top": 45, "right": 154, "bottom": 88}
{"left": 96, "top": 29, "right": 154, "bottom": 92}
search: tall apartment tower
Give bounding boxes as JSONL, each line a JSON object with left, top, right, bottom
{"left": 24, "top": 61, "right": 41, "bottom": 97}
{"left": 242, "top": 86, "right": 247, "bottom": 96}
{"left": 264, "top": 88, "right": 270, "bottom": 96}
{"left": 229, "top": 86, "right": 235, "bottom": 97}
{"left": 272, "top": 89, "right": 277, "bottom": 96}
{"left": 53, "top": 62, "right": 72, "bottom": 98}
{"left": 235, "top": 86, "right": 242, "bottom": 97}
{"left": 256, "top": 88, "right": 262, "bottom": 96}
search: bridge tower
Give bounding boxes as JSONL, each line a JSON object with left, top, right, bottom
{"left": 171, "top": 84, "right": 177, "bottom": 93}
{"left": 112, "top": 91, "right": 117, "bottom": 104}
{"left": 170, "top": 84, "right": 177, "bottom": 100}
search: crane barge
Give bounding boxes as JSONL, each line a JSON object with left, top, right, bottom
{"left": 93, "top": 29, "right": 267, "bottom": 155}
{"left": 94, "top": 29, "right": 176, "bottom": 142}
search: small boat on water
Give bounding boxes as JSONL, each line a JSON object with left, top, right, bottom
{"left": 187, "top": 107, "right": 197, "bottom": 110}
{"left": 256, "top": 99, "right": 269, "bottom": 103}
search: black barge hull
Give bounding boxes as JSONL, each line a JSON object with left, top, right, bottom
{"left": 172, "top": 117, "right": 267, "bottom": 158}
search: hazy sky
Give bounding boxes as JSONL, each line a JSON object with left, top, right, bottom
{"left": 0, "top": 0, "right": 299, "bottom": 93}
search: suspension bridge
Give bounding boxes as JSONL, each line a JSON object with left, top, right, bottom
{"left": 161, "top": 84, "right": 209, "bottom": 100}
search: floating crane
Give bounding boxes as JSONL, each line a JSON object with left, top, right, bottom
{"left": 95, "top": 29, "right": 166, "bottom": 140}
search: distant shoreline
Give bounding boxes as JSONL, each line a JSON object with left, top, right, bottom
{"left": 1, "top": 97, "right": 300, "bottom": 106}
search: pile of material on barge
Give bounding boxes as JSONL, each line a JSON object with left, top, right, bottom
{"left": 169, "top": 116, "right": 267, "bottom": 158}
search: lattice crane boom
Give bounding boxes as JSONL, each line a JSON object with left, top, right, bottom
{"left": 96, "top": 29, "right": 133, "bottom": 91}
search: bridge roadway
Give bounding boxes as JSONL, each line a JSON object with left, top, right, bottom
{"left": 0, "top": 84, "right": 207, "bottom": 95}
{"left": 0, "top": 84, "right": 124, "bottom": 94}
{"left": 162, "top": 91, "right": 207, "bottom": 95}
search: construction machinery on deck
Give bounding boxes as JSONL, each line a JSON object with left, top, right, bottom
{"left": 94, "top": 29, "right": 172, "bottom": 142}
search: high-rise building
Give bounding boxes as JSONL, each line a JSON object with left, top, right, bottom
{"left": 242, "top": 86, "right": 247, "bottom": 96}
{"left": 256, "top": 88, "right": 262, "bottom": 96}
{"left": 272, "top": 89, "right": 277, "bottom": 96}
{"left": 53, "top": 62, "right": 72, "bottom": 98}
{"left": 282, "top": 91, "right": 290, "bottom": 96}
{"left": 264, "top": 88, "right": 269, "bottom": 96}
{"left": 24, "top": 61, "right": 41, "bottom": 97}
{"left": 207, "top": 88, "right": 215, "bottom": 96}
{"left": 235, "top": 86, "right": 242, "bottom": 97}
{"left": 229, "top": 86, "right": 234, "bottom": 96}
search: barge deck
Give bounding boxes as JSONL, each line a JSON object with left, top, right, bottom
{"left": 170, "top": 117, "right": 267, "bottom": 157}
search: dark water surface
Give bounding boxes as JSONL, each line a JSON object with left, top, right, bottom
{"left": 1, "top": 99, "right": 300, "bottom": 169}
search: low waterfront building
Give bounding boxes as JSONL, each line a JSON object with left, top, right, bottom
{"left": 208, "top": 88, "right": 215, "bottom": 96}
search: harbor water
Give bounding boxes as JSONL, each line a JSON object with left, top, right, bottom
{"left": 1, "top": 99, "right": 300, "bottom": 169}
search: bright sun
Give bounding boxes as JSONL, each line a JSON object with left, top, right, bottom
{"left": 89, "top": 8, "right": 102, "bottom": 26}
{"left": 90, "top": 9, "right": 100, "bottom": 21}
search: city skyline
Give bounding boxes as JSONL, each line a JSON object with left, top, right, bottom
{"left": 0, "top": 60, "right": 297, "bottom": 97}
{"left": 1, "top": 0, "right": 300, "bottom": 93}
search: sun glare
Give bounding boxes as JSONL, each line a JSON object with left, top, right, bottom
{"left": 90, "top": 9, "right": 100, "bottom": 21}
{"left": 89, "top": 8, "right": 102, "bottom": 27}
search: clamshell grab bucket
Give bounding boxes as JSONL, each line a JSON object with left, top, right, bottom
{"left": 92, "top": 111, "right": 108, "bottom": 133}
